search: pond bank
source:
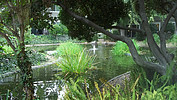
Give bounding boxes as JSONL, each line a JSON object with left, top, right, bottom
{"left": 26, "top": 41, "right": 176, "bottom": 48}
{"left": 0, "top": 57, "right": 61, "bottom": 80}
{"left": 25, "top": 42, "right": 116, "bottom": 47}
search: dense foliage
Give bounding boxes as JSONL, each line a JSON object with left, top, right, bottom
{"left": 30, "top": 0, "right": 57, "bottom": 30}
{"left": 0, "top": 42, "right": 48, "bottom": 74}
{"left": 63, "top": 65, "right": 177, "bottom": 100}
{"left": 48, "top": 24, "right": 68, "bottom": 37}
{"left": 59, "top": 0, "right": 130, "bottom": 41}
{"left": 25, "top": 31, "right": 69, "bottom": 44}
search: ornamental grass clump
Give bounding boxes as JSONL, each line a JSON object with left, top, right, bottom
{"left": 56, "top": 42, "right": 83, "bottom": 57}
{"left": 56, "top": 42, "right": 96, "bottom": 74}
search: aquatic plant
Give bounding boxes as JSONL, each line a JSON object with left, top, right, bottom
{"left": 141, "top": 84, "right": 177, "bottom": 100}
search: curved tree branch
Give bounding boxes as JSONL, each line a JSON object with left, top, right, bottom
{"left": 159, "top": 1, "right": 177, "bottom": 63}
{"left": 0, "top": 32, "right": 16, "bottom": 52}
{"left": 138, "top": 0, "right": 168, "bottom": 67}
{"left": 56, "top": 1, "right": 166, "bottom": 75}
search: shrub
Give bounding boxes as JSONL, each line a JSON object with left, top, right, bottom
{"left": 0, "top": 38, "right": 6, "bottom": 54}
{"left": 0, "top": 54, "right": 17, "bottom": 74}
{"left": 48, "top": 24, "right": 68, "bottom": 37}
{"left": 112, "top": 40, "right": 139, "bottom": 56}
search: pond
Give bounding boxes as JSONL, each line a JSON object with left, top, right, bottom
{"left": 0, "top": 44, "right": 135, "bottom": 99}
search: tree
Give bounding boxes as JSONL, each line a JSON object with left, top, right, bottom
{"left": 54, "top": 0, "right": 177, "bottom": 82}
{"left": 58, "top": 0, "right": 130, "bottom": 41}
{"left": 0, "top": 0, "right": 56, "bottom": 99}
{"left": 146, "top": 0, "right": 177, "bottom": 34}
{"left": 0, "top": 1, "right": 34, "bottom": 99}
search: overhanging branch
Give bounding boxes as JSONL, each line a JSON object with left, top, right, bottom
{"left": 56, "top": 1, "right": 167, "bottom": 75}
{"left": 56, "top": 1, "right": 125, "bottom": 40}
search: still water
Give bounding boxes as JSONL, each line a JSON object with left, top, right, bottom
{"left": 0, "top": 44, "right": 134, "bottom": 99}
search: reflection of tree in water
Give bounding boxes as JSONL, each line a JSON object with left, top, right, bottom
{"left": 34, "top": 80, "right": 65, "bottom": 99}
{"left": 0, "top": 65, "right": 66, "bottom": 99}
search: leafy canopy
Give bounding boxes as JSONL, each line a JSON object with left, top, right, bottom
{"left": 59, "top": 0, "right": 130, "bottom": 41}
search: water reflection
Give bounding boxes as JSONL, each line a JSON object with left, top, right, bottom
{"left": 0, "top": 65, "right": 65, "bottom": 100}
{"left": 89, "top": 41, "right": 98, "bottom": 54}
{"left": 33, "top": 80, "right": 65, "bottom": 100}
{"left": 91, "top": 44, "right": 134, "bottom": 82}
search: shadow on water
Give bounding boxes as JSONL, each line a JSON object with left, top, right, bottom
{"left": 0, "top": 44, "right": 135, "bottom": 99}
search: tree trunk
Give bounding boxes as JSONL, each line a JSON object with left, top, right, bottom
{"left": 17, "top": 50, "right": 34, "bottom": 100}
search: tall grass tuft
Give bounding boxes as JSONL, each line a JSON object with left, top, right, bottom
{"left": 56, "top": 42, "right": 83, "bottom": 57}
{"left": 63, "top": 71, "right": 177, "bottom": 100}
{"left": 56, "top": 42, "right": 96, "bottom": 74}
